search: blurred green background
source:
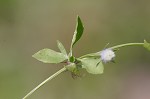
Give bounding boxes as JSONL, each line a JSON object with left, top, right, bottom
{"left": 0, "top": 0, "right": 150, "bottom": 99}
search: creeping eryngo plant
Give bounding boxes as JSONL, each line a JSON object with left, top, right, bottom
{"left": 23, "top": 16, "right": 150, "bottom": 99}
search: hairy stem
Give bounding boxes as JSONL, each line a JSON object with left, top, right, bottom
{"left": 23, "top": 67, "right": 66, "bottom": 99}
{"left": 79, "top": 43, "right": 144, "bottom": 59}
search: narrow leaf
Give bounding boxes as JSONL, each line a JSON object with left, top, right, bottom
{"left": 79, "top": 58, "right": 104, "bottom": 74}
{"left": 71, "top": 16, "right": 84, "bottom": 48}
{"left": 32, "top": 48, "right": 67, "bottom": 63}
{"left": 144, "top": 40, "right": 150, "bottom": 51}
{"left": 57, "top": 40, "right": 68, "bottom": 57}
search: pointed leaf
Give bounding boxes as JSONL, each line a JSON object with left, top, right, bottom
{"left": 80, "top": 58, "right": 104, "bottom": 74}
{"left": 32, "top": 48, "right": 67, "bottom": 63}
{"left": 71, "top": 16, "right": 84, "bottom": 48}
{"left": 144, "top": 40, "right": 150, "bottom": 51}
{"left": 57, "top": 40, "right": 68, "bottom": 57}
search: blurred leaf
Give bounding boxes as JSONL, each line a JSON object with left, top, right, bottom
{"left": 32, "top": 48, "right": 67, "bottom": 63}
{"left": 80, "top": 58, "right": 104, "bottom": 74}
{"left": 57, "top": 40, "right": 68, "bottom": 57}
{"left": 71, "top": 16, "right": 84, "bottom": 48}
{"left": 144, "top": 40, "right": 150, "bottom": 51}
{"left": 65, "top": 63, "right": 81, "bottom": 79}
{"left": 65, "top": 63, "right": 76, "bottom": 72}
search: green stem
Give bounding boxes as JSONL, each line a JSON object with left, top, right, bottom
{"left": 79, "top": 43, "right": 144, "bottom": 59}
{"left": 110, "top": 43, "right": 144, "bottom": 49}
{"left": 23, "top": 67, "right": 66, "bottom": 99}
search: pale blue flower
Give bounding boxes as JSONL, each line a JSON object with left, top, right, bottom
{"left": 100, "top": 49, "right": 115, "bottom": 63}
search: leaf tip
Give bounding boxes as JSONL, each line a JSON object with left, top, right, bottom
{"left": 56, "top": 40, "right": 60, "bottom": 43}
{"left": 32, "top": 52, "right": 38, "bottom": 59}
{"left": 32, "top": 54, "right": 35, "bottom": 58}
{"left": 76, "top": 15, "right": 84, "bottom": 28}
{"left": 143, "top": 40, "right": 150, "bottom": 51}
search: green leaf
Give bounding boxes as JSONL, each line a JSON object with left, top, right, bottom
{"left": 57, "top": 40, "right": 68, "bottom": 57}
{"left": 32, "top": 48, "right": 67, "bottom": 63}
{"left": 144, "top": 40, "right": 150, "bottom": 51}
{"left": 79, "top": 58, "right": 104, "bottom": 74}
{"left": 71, "top": 16, "right": 84, "bottom": 48}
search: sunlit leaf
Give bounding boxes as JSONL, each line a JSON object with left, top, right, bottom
{"left": 79, "top": 58, "right": 104, "bottom": 74}
{"left": 144, "top": 40, "right": 150, "bottom": 51}
{"left": 32, "top": 48, "right": 67, "bottom": 63}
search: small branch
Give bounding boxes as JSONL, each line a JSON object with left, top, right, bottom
{"left": 78, "top": 43, "right": 144, "bottom": 59}
{"left": 23, "top": 67, "right": 67, "bottom": 99}
{"left": 110, "top": 43, "right": 144, "bottom": 49}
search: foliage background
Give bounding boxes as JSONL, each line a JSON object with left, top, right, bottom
{"left": 0, "top": 0, "right": 150, "bottom": 99}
